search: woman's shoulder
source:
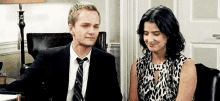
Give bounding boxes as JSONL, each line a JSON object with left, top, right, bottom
{"left": 131, "top": 60, "right": 137, "bottom": 69}
{"left": 182, "top": 59, "right": 196, "bottom": 73}
{"left": 172, "top": 53, "right": 189, "bottom": 65}
{"left": 136, "top": 55, "right": 150, "bottom": 67}
{"left": 176, "top": 53, "right": 188, "bottom": 61}
{"left": 137, "top": 52, "right": 151, "bottom": 62}
{"left": 137, "top": 55, "right": 146, "bottom": 62}
{"left": 174, "top": 54, "right": 196, "bottom": 73}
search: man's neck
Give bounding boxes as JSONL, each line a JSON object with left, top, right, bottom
{"left": 72, "top": 42, "right": 91, "bottom": 58}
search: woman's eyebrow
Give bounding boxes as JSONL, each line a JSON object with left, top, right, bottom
{"left": 152, "top": 31, "right": 160, "bottom": 33}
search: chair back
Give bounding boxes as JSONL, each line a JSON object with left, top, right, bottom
{"left": 0, "top": 62, "right": 2, "bottom": 71}
{"left": 0, "top": 62, "right": 2, "bottom": 74}
{"left": 27, "top": 32, "right": 107, "bottom": 59}
{"left": 194, "top": 63, "right": 220, "bottom": 101}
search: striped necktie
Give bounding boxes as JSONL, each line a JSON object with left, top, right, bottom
{"left": 72, "top": 57, "right": 88, "bottom": 101}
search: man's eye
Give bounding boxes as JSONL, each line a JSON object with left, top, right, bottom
{"left": 82, "top": 25, "right": 89, "bottom": 27}
{"left": 94, "top": 26, "right": 99, "bottom": 28}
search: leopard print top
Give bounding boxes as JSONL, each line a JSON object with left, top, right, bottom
{"left": 136, "top": 52, "right": 194, "bottom": 101}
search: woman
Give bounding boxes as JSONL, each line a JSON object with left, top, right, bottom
{"left": 129, "top": 5, "right": 197, "bottom": 101}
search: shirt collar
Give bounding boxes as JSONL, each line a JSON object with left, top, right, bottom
{"left": 70, "top": 42, "right": 91, "bottom": 62}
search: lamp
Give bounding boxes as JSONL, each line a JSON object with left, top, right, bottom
{"left": 0, "top": 0, "right": 46, "bottom": 75}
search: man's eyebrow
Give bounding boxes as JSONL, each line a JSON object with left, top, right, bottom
{"left": 81, "top": 23, "right": 90, "bottom": 25}
{"left": 94, "top": 24, "right": 99, "bottom": 26}
{"left": 81, "top": 23, "right": 99, "bottom": 26}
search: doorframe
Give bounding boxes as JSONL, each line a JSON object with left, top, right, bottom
{"left": 120, "top": 0, "right": 140, "bottom": 100}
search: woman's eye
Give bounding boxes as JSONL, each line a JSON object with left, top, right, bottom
{"left": 154, "top": 32, "right": 161, "bottom": 36}
{"left": 144, "top": 32, "right": 148, "bottom": 35}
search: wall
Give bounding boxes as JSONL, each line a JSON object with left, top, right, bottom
{"left": 108, "top": 0, "right": 120, "bottom": 43}
{"left": 0, "top": 0, "right": 120, "bottom": 46}
{"left": 0, "top": 0, "right": 78, "bottom": 43}
{"left": 0, "top": 0, "right": 121, "bottom": 80}
{"left": 0, "top": 0, "right": 78, "bottom": 79}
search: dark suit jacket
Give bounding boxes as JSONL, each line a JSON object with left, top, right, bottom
{"left": 3, "top": 43, "right": 122, "bottom": 101}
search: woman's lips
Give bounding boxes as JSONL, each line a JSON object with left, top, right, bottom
{"left": 148, "top": 43, "right": 155, "bottom": 47}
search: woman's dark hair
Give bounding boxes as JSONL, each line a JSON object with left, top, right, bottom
{"left": 137, "top": 5, "right": 185, "bottom": 60}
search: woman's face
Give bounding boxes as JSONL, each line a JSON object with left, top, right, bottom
{"left": 143, "top": 21, "right": 167, "bottom": 54}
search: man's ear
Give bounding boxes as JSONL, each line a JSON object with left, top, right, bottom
{"left": 69, "top": 24, "right": 75, "bottom": 36}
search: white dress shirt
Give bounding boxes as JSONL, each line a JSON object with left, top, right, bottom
{"left": 66, "top": 43, "right": 91, "bottom": 101}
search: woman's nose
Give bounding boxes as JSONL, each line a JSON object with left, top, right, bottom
{"left": 147, "top": 34, "right": 154, "bottom": 42}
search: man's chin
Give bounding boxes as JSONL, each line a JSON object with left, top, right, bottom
{"left": 85, "top": 45, "right": 93, "bottom": 48}
{"left": 80, "top": 43, "right": 95, "bottom": 48}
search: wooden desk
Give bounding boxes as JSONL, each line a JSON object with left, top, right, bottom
{"left": 0, "top": 76, "right": 6, "bottom": 84}
{"left": 6, "top": 78, "right": 16, "bottom": 84}
{"left": 0, "top": 77, "right": 16, "bottom": 89}
{"left": 0, "top": 76, "right": 6, "bottom": 88}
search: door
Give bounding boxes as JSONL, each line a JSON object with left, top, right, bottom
{"left": 121, "top": 0, "right": 220, "bottom": 100}
{"left": 178, "top": 0, "right": 220, "bottom": 70}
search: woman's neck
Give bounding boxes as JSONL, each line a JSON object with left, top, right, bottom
{"left": 152, "top": 51, "right": 166, "bottom": 65}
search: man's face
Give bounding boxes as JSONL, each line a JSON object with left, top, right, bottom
{"left": 70, "top": 9, "right": 100, "bottom": 47}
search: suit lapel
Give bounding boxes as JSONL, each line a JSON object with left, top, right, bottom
{"left": 57, "top": 43, "right": 71, "bottom": 98}
{"left": 59, "top": 44, "right": 71, "bottom": 77}
{"left": 85, "top": 47, "right": 99, "bottom": 99}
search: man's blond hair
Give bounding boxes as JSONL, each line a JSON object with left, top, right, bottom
{"left": 68, "top": 1, "right": 100, "bottom": 25}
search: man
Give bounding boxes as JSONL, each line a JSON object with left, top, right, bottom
{"left": 2, "top": 1, "right": 122, "bottom": 101}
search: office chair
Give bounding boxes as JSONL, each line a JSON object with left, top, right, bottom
{"left": 22, "top": 32, "right": 107, "bottom": 75}
{"left": 194, "top": 63, "right": 220, "bottom": 101}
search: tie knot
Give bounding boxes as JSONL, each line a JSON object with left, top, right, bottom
{"left": 76, "top": 57, "right": 88, "bottom": 65}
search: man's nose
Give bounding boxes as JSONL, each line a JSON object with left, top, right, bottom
{"left": 88, "top": 27, "right": 95, "bottom": 34}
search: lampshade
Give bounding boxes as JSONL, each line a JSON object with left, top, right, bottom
{"left": 0, "top": 0, "right": 45, "bottom": 4}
